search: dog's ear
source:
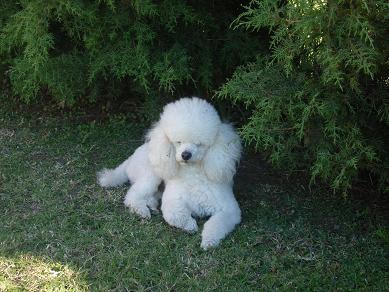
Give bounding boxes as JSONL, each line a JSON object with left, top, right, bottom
{"left": 203, "top": 123, "right": 242, "bottom": 183}
{"left": 146, "top": 122, "right": 178, "bottom": 180}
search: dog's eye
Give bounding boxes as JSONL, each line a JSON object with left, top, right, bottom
{"left": 176, "top": 141, "right": 181, "bottom": 145}
{"left": 195, "top": 143, "right": 202, "bottom": 147}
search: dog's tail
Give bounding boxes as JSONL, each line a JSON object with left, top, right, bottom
{"left": 97, "top": 158, "right": 130, "bottom": 188}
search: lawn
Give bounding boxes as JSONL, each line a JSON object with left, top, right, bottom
{"left": 0, "top": 103, "right": 388, "bottom": 291}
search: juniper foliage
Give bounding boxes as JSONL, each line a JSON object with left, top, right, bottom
{"left": 1, "top": 0, "right": 388, "bottom": 195}
{"left": 217, "top": 0, "right": 389, "bottom": 194}
{"left": 0, "top": 0, "right": 258, "bottom": 106}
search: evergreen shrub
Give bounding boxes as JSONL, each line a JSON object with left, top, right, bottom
{"left": 0, "top": 0, "right": 258, "bottom": 107}
{"left": 1, "top": 0, "right": 388, "bottom": 195}
{"left": 217, "top": 0, "right": 388, "bottom": 194}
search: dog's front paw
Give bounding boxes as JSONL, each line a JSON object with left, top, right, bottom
{"left": 124, "top": 198, "right": 151, "bottom": 219}
{"left": 183, "top": 217, "right": 198, "bottom": 233}
{"left": 163, "top": 212, "right": 198, "bottom": 233}
{"left": 130, "top": 206, "right": 151, "bottom": 219}
{"left": 200, "top": 237, "right": 220, "bottom": 250}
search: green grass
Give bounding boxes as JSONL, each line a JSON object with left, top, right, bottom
{"left": 0, "top": 106, "right": 388, "bottom": 291}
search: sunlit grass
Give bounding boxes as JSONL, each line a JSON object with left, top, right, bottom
{"left": 0, "top": 255, "right": 87, "bottom": 291}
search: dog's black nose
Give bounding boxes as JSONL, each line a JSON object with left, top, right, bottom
{"left": 181, "top": 151, "right": 192, "bottom": 161}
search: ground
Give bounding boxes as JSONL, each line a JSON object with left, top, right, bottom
{"left": 0, "top": 103, "right": 388, "bottom": 291}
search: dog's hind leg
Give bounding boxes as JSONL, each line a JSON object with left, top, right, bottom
{"left": 124, "top": 178, "right": 160, "bottom": 219}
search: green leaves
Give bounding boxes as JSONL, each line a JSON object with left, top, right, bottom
{"left": 218, "top": 0, "right": 388, "bottom": 195}
{"left": 153, "top": 44, "right": 191, "bottom": 94}
{"left": 0, "top": 1, "right": 259, "bottom": 106}
{"left": 1, "top": 0, "right": 387, "bottom": 195}
{"left": 1, "top": 2, "right": 53, "bottom": 102}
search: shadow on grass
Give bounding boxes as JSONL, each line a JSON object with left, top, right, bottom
{"left": 0, "top": 112, "right": 388, "bottom": 290}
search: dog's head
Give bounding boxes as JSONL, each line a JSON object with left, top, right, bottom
{"left": 147, "top": 97, "right": 241, "bottom": 183}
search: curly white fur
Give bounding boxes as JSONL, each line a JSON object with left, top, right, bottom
{"left": 148, "top": 97, "right": 242, "bottom": 249}
{"left": 97, "top": 97, "right": 242, "bottom": 249}
{"left": 97, "top": 143, "right": 162, "bottom": 218}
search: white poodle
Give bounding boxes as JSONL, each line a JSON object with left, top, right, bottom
{"left": 98, "top": 97, "right": 242, "bottom": 249}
